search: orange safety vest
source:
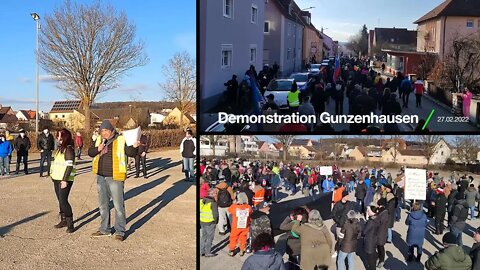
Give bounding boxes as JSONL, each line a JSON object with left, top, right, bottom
{"left": 252, "top": 188, "right": 265, "bottom": 206}
{"left": 333, "top": 186, "right": 345, "bottom": 204}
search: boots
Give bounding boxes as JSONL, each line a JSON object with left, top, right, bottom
{"left": 54, "top": 213, "right": 67, "bottom": 228}
{"left": 65, "top": 216, "right": 74, "bottom": 233}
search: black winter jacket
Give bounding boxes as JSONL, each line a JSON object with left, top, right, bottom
{"left": 37, "top": 133, "right": 55, "bottom": 151}
{"left": 14, "top": 136, "right": 31, "bottom": 155}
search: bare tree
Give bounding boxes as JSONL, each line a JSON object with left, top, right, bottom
{"left": 160, "top": 51, "right": 196, "bottom": 128}
{"left": 430, "top": 34, "right": 480, "bottom": 92}
{"left": 418, "top": 135, "right": 440, "bottom": 168}
{"left": 453, "top": 136, "right": 480, "bottom": 165}
{"left": 272, "top": 135, "right": 296, "bottom": 162}
{"left": 388, "top": 135, "right": 403, "bottom": 165}
{"left": 39, "top": 1, "right": 148, "bottom": 133}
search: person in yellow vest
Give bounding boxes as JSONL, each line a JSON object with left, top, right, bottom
{"left": 287, "top": 81, "right": 300, "bottom": 114}
{"left": 50, "top": 128, "right": 76, "bottom": 233}
{"left": 88, "top": 120, "right": 139, "bottom": 241}
{"left": 200, "top": 188, "right": 219, "bottom": 257}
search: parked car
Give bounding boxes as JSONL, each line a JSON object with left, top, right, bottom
{"left": 289, "top": 72, "right": 309, "bottom": 91}
{"left": 308, "top": 64, "right": 322, "bottom": 75}
{"left": 262, "top": 78, "right": 295, "bottom": 110}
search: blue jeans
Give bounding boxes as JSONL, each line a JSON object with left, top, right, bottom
{"left": 271, "top": 187, "right": 279, "bottom": 202}
{"left": 451, "top": 226, "right": 463, "bottom": 247}
{"left": 183, "top": 157, "right": 194, "bottom": 181}
{"left": 96, "top": 175, "right": 126, "bottom": 236}
{"left": 290, "top": 182, "right": 297, "bottom": 194}
{"left": 337, "top": 251, "right": 355, "bottom": 270}
{"left": 0, "top": 156, "right": 9, "bottom": 174}
{"left": 76, "top": 147, "right": 82, "bottom": 159}
{"left": 348, "top": 181, "right": 355, "bottom": 192}
{"left": 387, "top": 228, "right": 392, "bottom": 242}
{"left": 396, "top": 205, "right": 401, "bottom": 221}
{"left": 471, "top": 206, "right": 476, "bottom": 219}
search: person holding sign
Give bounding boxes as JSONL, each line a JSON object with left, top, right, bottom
{"left": 227, "top": 192, "right": 253, "bottom": 257}
{"left": 88, "top": 120, "right": 139, "bottom": 241}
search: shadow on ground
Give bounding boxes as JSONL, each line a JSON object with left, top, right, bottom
{"left": 0, "top": 211, "right": 50, "bottom": 236}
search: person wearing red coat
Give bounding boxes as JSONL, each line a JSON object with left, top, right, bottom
{"left": 74, "top": 132, "right": 83, "bottom": 160}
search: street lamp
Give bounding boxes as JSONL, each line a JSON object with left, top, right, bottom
{"left": 293, "top": 7, "right": 315, "bottom": 73}
{"left": 31, "top": 12, "right": 40, "bottom": 134}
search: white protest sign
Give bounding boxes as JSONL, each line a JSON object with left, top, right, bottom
{"left": 243, "top": 161, "right": 249, "bottom": 167}
{"left": 122, "top": 126, "right": 141, "bottom": 146}
{"left": 404, "top": 168, "right": 427, "bottom": 200}
{"left": 320, "top": 166, "right": 333, "bottom": 176}
{"left": 236, "top": 209, "right": 249, "bottom": 229}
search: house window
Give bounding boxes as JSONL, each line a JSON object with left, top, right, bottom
{"left": 287, "top": 48, "right": 291, "bottom": 60}
{"left": 62, "top": 115, "right": 65, "bottom": 118}
{"left": 251, "top": 5, "right": 258, "bottom": 24}
{"left": 441, "top": 151, "right": 444, "bottom": 156}
{"left": 264, "top": 21, "right": 270, "bottom": 33}
{"left": 55, "top": 115, "right": 58, "bottom": 118}
{"left": 221, "top": 44, "right": 233, "bottom": 69}
{"left": 467, "top": 19, "right": 474, "bottom": 28}
{"left": 223, "top": 0, "right": 233, "bottom": 18}
{"left": 250, "top": 44, "right": 257, "bottom": 64}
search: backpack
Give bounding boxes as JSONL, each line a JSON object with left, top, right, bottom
{"left": 217, "top": 187, "right": 233, "bottom": 208}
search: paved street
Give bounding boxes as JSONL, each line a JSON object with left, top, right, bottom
{"left": 0, "top": 150, "right": 196, "bottom": 270}
{"left": 200, "top": 168, "right": 480, "bottom": 270}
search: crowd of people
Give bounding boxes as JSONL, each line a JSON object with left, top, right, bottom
{"left": 219, "top": 56, "right": 447, "bottom": 132}
{"left": 0, "top": 123, "right": 198, "bottom": 242}
{"left": 199, "top": 158, "right": 480, "bottom": 270}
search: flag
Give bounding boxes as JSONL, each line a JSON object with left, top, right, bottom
{"left": 250, "top": 76, "right": 264, "bottom": 115}
{"left": 333, "top": 56, "right": 341, "bottom": 83}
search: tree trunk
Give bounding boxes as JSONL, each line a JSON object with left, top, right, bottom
{"left": 84, "top": 100, "right": 91, "bottom": 134}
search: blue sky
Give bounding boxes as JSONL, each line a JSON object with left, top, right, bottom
{"left": 0, "top": 0, "right": 195, "bottom": 112}
{"left": 296, "top": 0, "right": 444, "bottom": 42}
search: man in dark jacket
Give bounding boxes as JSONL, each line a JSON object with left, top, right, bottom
{"left": 384, "top": 185, "right": 396, "bottom": 243}
{"left": 471, "top": 227, "right": 480, "bottom": 270}
{"left": 375, "top": 198, "right": 390, "bottom": 269}
{"left": 134, "top": 131, "right": 149, "bottom": 179}
{"left": 435, "top": 188, "right": 448, "bottom": 235}
{"left": 287, "top": 167, "right": 297, "bottom": 195}
{"left": 355, "top": 178, "right": 367, "bottom": 214}
{"left": 200, "top": 188, "right": 219, "bottom": 257}
{"left": 332, "top": 190, "right": 356, "bottom": 256}
{"left": 14, "top": 129, "right": 31, "bottom": 175}
{"left": 88, "top": 120, "right": 139, "bottom": 241}
{"left": 425, "top": 232, "right": 472, "bottom": 270}
{"left": 37, "top": 127, "right": 55, "bottom": 177}
{"left": 448, "top": 184, "right": 459, "bottom": 225}
{"left": 450, "top": 192, "right": 469, "bottom": 247}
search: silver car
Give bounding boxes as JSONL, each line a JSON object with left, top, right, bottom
{"left": 262, "top": 79, "right": 295, "bottom": 110}
{"left": 289, "top": 72, "right": 309, "bottom": 91}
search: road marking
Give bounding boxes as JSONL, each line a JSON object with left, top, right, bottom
{"left": 422, "top": 109, "right": 435, "bottom": 130}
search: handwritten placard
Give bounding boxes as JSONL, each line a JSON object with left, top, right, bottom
{"left": 404, "top": 168, "right": 427, "bottom": 200}
{"left": 320, "top": 166, "right": 333, "bottom": 176}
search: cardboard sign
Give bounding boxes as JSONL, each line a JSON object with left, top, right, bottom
{"left": 122, "top": 126, "right": 141, "bottom": 146}
{"left": 320, "top": 166, "right": 333, "bottom": 176}
{"left": 236, "top": 209, "right": 249, "bottom": 229}
{"left": 404, "top": 168, "right": 427, "bottom": 200}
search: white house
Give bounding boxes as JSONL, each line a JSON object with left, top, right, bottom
{"left": 200, "top": 0, "right": 265, "bottom": 113}
{"left": 240, "top": 135, "right": 259, "bottom": 153}
{"left": 430, "top": 138, "right": 452, "bottom": 165}
{"left": 149, "top": 112, "right": 167, "bottom": 126}
{"left": 200, "top": 136, "right": 229, "bottom": 156}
